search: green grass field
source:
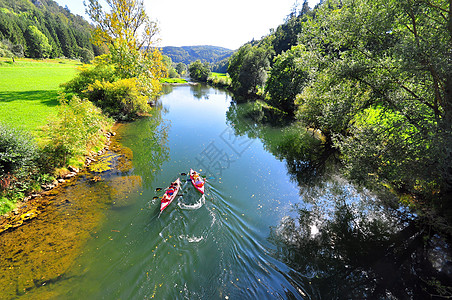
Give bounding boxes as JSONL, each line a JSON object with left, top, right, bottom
{"left": 160, "top": 77, "right": 188, "bottom": 84}
{"left": 210, "top": 72, "right": 228, "bottom": 78}
{"left": 0, "top": 58, "right": 81, "bottom": 138}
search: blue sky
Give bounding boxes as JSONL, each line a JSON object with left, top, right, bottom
{"left": 55, "top": 0, "right": 320, "bottom": 50}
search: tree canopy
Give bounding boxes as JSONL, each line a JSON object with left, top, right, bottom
{"left": 229, "top": 0, "right": 452, "bottom": 224}
{"left": 0, "top": 0, "right": 104, "bottom": 60}
{"left": 85, "top": 0, "right": 167, "bottom": 99}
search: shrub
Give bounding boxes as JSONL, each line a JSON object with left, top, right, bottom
{"left": 0, "top": 124, "right": 40, "bottom": 203}
{"left": 83, "top": 78, "right": 151, "bottom": 120}
{"left": 0, "top": 124, "right": 38, "bottom": 182}
{"left": 207, "top": 73, "right": 231, "bottom": 87}
{"left": 61, "top": 57, "right": 117, "bottom": 95}
{"left": 43, "top": 94, "right": 113, "bottom": 167}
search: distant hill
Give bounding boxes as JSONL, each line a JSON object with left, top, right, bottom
{"left": 161, "top": 45, "right": 233, "bottom": 65}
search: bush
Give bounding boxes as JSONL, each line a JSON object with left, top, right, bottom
{"left": 0, "top": 124, "right": 38, "bottom": 181}
{"left": 207, "top": 73, "right": 231, "bottom": 88}
{"left": 188, "top": 60, "right": 211, "bottom": 82}
{"left": 83, "top": 78, "right": 151, "bottom": 120}
{"left": 44, "top": 95, "right": 113, "bottom": 167}
{"left": 0, "top": 124, "right": 40, "bottom": 203}
{"left": 61, "top": 59, "right": 117, "bottom": 95}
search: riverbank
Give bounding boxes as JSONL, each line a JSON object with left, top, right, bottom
{"left": 0, "top": 123, "right": 138, "bottom": 298}
{"left": 0, "top": 127, "right": 118, "bottom": 233}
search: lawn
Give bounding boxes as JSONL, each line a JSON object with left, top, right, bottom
{"left": 0, "top": 58, "right": 81, "bottom": 138}
{"left": 160, "top": 77, "right": 188, "bottom": 84}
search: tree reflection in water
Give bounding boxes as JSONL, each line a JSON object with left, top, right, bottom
{"left": 114, "top": 103, "right": 170, "bottom": 189}
{"left": 227, "top": 100, "right": 452, "bottom": 299}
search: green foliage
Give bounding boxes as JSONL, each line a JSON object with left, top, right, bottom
{"left": 188, "top": 60, "right": 211, "bottom": 82}
{"left": 207, "top": 72, "right": 231, "bottom": 88}
{"left": 0, "top": 0, "right": 104, "bottom": 59}
{"left": 25, "top": 25, "right": 52, "bottom": 58}
{"left": 0, "top": 124, "right": 38, "bottom": 179}
{"left": 83, "top": 78, "right": 151, "bottom": 120}
{"left": 44, "top": 94, "right": 112, "bottom": 167}
{"left": 175, "top": 62, "right": 187, "bottom": 76}
{"left": 228, "top": 43, "right": 272, "bottom": 97}
{"left": 265, "top": 45, "right": 309, "bottom": 114}
{"left": 61, "top": 60, "right": 117, "bottom": 95}
{"left": 161, "top": 45, "right": 233, "bottom": 65}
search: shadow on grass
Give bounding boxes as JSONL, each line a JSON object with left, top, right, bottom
{"left": 0, "top": 90, "right": 59, "bottom": 107}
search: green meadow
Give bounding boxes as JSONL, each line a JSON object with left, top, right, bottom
{"left": 0, "top": 58, "right": 81, "bottom": 138}
{"left": 160, "top": 77, "right": 188, "bottom": 84}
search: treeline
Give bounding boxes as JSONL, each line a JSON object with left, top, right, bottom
{"left": 228, "top": 0, "right": 452, "bottom": 223}
{"left": 0, "top": 0, "right": 105, "bottom": 61}
{"left": 161, "top": 45, "right": 232, "bottom": 69}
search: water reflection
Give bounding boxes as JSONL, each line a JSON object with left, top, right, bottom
{"left": 114, "top": 105, "right": 170, "bottom": 189}
{"left": 190, "top": 83, "right": 210, "bottom": 100}
{"left": 227, "top": 99, "right": 452, "bottom": 298}
{"left": 226, "top": 101, "right": 337, "bottom": 187}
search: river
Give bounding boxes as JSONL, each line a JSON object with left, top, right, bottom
{"left": 1, "top": 84, "right": 451, "bottom": 299}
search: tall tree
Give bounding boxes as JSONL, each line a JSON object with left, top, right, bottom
{"left": 24, "top": 25, "right": 52, "bottom": 58}
{"left": 85, "top": 0, "right": 166, "bottom": 97}
{"left": 298, "top": 0, "right": 452, "bottom": 205}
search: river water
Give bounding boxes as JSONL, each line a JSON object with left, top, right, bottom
{"left": 1, "top": 84, "right": 451, "bottom": 299}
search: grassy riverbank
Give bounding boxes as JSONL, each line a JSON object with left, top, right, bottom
{"left": 0, "top": 58, "right": 80, "bottom": 138}
{"left": 0, "top": 58, "right": 112, "bottom": 215}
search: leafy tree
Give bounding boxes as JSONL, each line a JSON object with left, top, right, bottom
{"left": 297, "top": 0, "right": 452, "bottom": 207}
{"left": 228, "top": 43, "right": 272, "bottom": 97}
{"left": 77, "top": 47, "right": 94, "bottom": 63}
{"left": 175, "top": 62, "right": 187, "bottom": 76}
{"left": 188, "top": 59, "right": 211, "bottom": 82}
{"left": 85, "top": 0, "right": 167, "bottom": 98}
{"left": 0, "top": 39, "right": 23, "bottom": 61}
{"left": 24, "top": 25, "right": 52, "bottom": 58}
{"left": 265, "top": 45, "right": 309, "bottom": 114}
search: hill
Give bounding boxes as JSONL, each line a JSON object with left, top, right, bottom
{"left": 161, "top": 45, "right": 233, "bottom": 65}
{"left": 0, "top": 0, "right": 105, "bottom": 60}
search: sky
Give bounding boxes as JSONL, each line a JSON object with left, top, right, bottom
{"left": 55, "top": 0, "right": 320, "bottom": 50}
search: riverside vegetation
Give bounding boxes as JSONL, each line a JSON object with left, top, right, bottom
{"left": 226, "top": 0, "right": 452, "bottom": 232}
{"left": 0, "top": 0, "right": 168, "bottom": 215}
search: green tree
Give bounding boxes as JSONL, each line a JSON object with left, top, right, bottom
{"left": 298, "top": 0, "right": 452, "bottom": 207}
{"left": 24, "top": 25, "right": 52, "bottom": 58}
{"left": 228, "top": 43, "right": 272, "bottom": 97}
{"left": 265, "top": 45, "right": 309, "bottom": 114}
{"left": 85, "top": 0, "right": 167, "bottom": 98}
{"left": 175, "top": 62, "right": 187, "bottom": 76}
{"left": 188, "top": 59, "right": 211, "bottom": 82}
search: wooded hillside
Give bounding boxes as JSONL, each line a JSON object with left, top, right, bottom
{"left": 161, "top": 45, "right": 232, "bottom": 65}
{"left": 0, "top": 0, "right": 105, "bottom": 61}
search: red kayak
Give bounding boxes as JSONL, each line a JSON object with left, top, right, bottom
{"left": 160, "top": 178, "right": 181, "bottom": 212}
{"left": 189, "top": 169, "right": 205, "bottom": 194}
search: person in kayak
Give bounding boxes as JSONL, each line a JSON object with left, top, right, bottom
{"left": 192, "top": 172, "right": 204, "bottom": 187}
{"left": 166, "top": 182, "right": 176, "bottom": 196}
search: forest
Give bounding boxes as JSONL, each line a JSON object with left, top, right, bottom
{"left": 227, "top": 0, "right": 452, "bottom": 232}
{"left": 0, "top": 0, "right": 105, "bottom": 61}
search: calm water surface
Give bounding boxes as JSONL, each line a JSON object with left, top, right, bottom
{"left": 3, "top": 85, "right": 451, "bottom": 299}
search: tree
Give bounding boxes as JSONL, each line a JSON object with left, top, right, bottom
{"left": 85, "top": 0, "right": 167, "bottom": 97}
{"left": 85, "top": 0, "right": 160, "bottom": 56}
{"left": 25, "top": 25, "right": 52, "bottom": 58}
{"left": 188, "top": 60, "right": 210, "bottom": 82}
{"left": 297, "top": 0, "right": 452, "bottom": 208}
{"left": 175, "top": 62, "right": 187, "bottom": 76}
{"left": 228, "top": 43, "right": 272, "bottom": 97}
{"left": 265, "top": 45, "right": 309, "bottom": 114}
